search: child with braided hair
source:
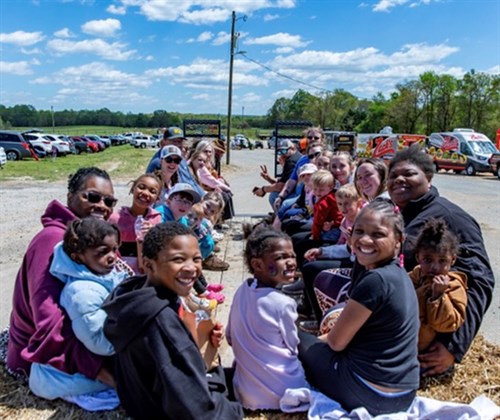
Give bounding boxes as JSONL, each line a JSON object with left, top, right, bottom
{"left": 409, "top": 217, "right": 467, "bottom": 353}
{"left": 227, "top": 227, "right": 307, "bottom": 410}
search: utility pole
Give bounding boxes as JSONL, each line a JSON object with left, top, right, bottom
{"left": 51, "top": 105, "right": 55, "bottom": 130}
{"left": 226, "top": 11, "right": 236, "bottom": 165}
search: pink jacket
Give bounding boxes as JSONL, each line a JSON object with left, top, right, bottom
{"left": 7, "top": 200, "right": 104, "bottom": 378}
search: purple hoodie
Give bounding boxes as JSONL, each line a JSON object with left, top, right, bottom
{"left": 7, "top": 200, "right": 104, "bottom": 378}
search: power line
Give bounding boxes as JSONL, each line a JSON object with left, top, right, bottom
{"left": 238, "top": 52, "right": 333, "bottom": 94}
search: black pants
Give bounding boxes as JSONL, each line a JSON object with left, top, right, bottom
{"left": 221, "top": 191, "right": 235, "bottom": 220}
{"left": 298, "top": 331, "right": 416, "bottom": 416}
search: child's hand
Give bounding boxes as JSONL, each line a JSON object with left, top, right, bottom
{"left": 431, "top": 275, "right": 450, "bottom": 300}
{"left": 210, "top": 322, "right": 225, "bottom": 348}
{"left": 305, "top": 248, "right": 321, "bottom": 261}
{"left": 323, "top": 221, "right": 333, "bottom": 231}
{"left": 138, "top": 221, "right": 153, "bottom": 243}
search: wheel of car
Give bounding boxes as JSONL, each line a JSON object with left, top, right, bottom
{"left": 465, "top": 164, "right": 476, "bottom": 176}
{"left": 6, "top": 150, "right": 19, "bottom": 161}
{"left": 140, "top": 143, "right": 147, "bottom": 149}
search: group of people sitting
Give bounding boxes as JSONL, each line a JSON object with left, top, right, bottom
{"left": 243, "top": 126, "right": 494, "bottom": 415}
{"left": 3, "top": 125, "right": 495, "bottom": 418}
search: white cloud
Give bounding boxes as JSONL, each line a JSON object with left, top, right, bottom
{"left": 0, "top": 60, "right": 35, "bottom": 75}
{"left": 373, "top": 0, "right": 438, "bottom": 12}
{"left": 145, "top": 57, "right": 267, "bottom": 90}
{"left": 113, "top": 0, "right": 296, "bottom": 23}
{"left": 187, "top": 31, "right": 214, "bottom": 43}
{"left": 81, "top": 18, "right": 122, "bottom": 37}
{"left": 54, "top": 28, "right": 75, "bottom": 38}
{"left": 263, "top": 13, "right": 279, "bottom": 21}
{"left": 107, "top": 4, "right": 127, "bottom": 15}
{"left": 0, "top": 31, "right": 45, "bottom": 46}
{"left": 212, "top": 31, "right": 231, "bottom": 46}
{"left": 245, "top": 32, "right": 310, "bottom": 48}
{"left": 31, "top": 61, "right": 155, "bottom": 107}
{"left": 46, "top": 38, "right": 136, "bottom": 60}
{"left": 485, "top": 65, "right": 500, "bottom": 75}
{"left": 274, "top": 46, "right": 294, "bottom": 54}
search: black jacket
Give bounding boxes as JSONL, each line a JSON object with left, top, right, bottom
{"left": 401, "top": 186, "right": 495, "bottom": 362}
{"left": 103, "top": 276, "right": 242, "bottom": 420}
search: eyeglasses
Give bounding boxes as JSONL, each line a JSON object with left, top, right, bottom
{"left": 170, "top": 196, "right": 193, "bottom": 206}
{"left": 164, "top": 156, "right": 182, "bottom": 164}
{"left": 308, "top": 151, "right": 321, "bottom": 160}
{"left": 80, "top": 191, "right": 118, "bottom": 208}
{"left": 307, "top": 135, "right": 321, "bottom": 140}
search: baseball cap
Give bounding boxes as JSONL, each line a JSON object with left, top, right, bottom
{"left": 278, "top": 139, "right": 294, "bottom": 150}
{"left": 167, "top": 183, "right": 201, "bottom": 204}
{"left": 298, "top": 163, "right": 318, "bottom": 177}
{"left": 160, "top": 145, "right": 183, "bottom": 160}
{"left": 165, "top": 126, "right": 184, "bottom": 140}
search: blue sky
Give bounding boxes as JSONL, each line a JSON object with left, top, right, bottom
{"left": 0, "top": 0, "right": 499, "bottom": 116}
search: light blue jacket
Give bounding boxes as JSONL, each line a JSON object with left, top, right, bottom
{"left": 49, "top": 242, "right": 128, "bottom": 356}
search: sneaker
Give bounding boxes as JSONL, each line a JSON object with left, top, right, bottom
{"left": 203, "top": 255, "right": 230, "bottom": 271}
{"left": 216, "top": 223, "right": 230, "bottom": 231}
{"left": 205, "top": 291, "right": 226, "bottom": 304}
{"left": 212, "top": 231, "right": 224, "bottom": 242}
{"left": 207, "top": 283, "right": 224, "bottom": 292}
{"left": 298, "top": 320, "right": 319, "bottom": 334}
{"left": 281, "top": 279, "right": 304, "bottom": 296}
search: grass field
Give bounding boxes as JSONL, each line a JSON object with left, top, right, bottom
{"left": 0, "top": 144, "right": 155, "bottom": 183}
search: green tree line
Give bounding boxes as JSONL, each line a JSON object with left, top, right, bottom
{"left": 1, "top": 70, "right": 498, "bottom": 139}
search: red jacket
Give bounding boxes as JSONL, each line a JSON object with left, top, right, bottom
{"left": 311, "top": 191, "right": 342, "bottom": 240}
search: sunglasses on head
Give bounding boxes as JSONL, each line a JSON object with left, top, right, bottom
{"left": 308, "top": 151, "right": 321, "bottom": 160}
{"left": 81, "top": 191, "right": 118, "bottom": 208}
{"left": 165, "top": 156, "right": 182, "bottom": 164}
{"left": 307, "top": 135, "right": 321, "bottom": 140}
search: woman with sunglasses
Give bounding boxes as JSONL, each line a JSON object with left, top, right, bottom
{"left": 158, "top": 145, "right": 184, "bottom": 203}
{"left": 8, "top": 167, "right": 118, "bottom": 401}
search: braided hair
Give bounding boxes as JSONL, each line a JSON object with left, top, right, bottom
{"left": 413, "top": 217, "right": 459, "bottom": 256}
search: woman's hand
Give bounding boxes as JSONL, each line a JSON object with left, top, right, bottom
{"left": 305, "top": 248, "right": 321, "bottom": 261}
{"left": 418, "top": 341, "right": 455, "bottom": 376}
{"left": 210, "top": 322, "right": 225, "bottom": 348}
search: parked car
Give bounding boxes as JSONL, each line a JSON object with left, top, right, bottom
{"left": 110, "top": 134, "right": 127, "bottom": 145}
{"left": 0, "top": 130, "right": 33, "bottom": 160}
{"left": 132, "top": 135, "right": 158, "bottom": 148}
{"left": 56, "top": 135, "right": 77, "bottom": 154}
{"left": 232, "top": 134, "right": 252, "bottom": 149}
{"left": 43, "top": 134, "right": 71, "bottom": 156}
{"left": 22, "top": 132, "right": 53, "bottom": 154}
{"left": 0, "top": 146, "right": 7, "bottom": 168}
{"left": 85, "top": 134, "right": 111, "bottom": 148}
{"left": 70, "top": 136, "right": 90, "bottom": 154}
{"left": 75, "top": 136, "right": 100, "bottom": 153}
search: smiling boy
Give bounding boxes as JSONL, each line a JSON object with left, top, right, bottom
{"left": 103, "top": 222, "right": 242, "bottom": 419}
{"left": 156, "top": 182, "right": 201, "bottom": 223}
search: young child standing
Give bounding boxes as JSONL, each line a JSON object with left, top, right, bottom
{"left": 110, "top": 173, "right": 162, "bottom": 273}
{"left": 103, "top": 222, "right": 243, "bottom": 419}
{"left": 29, "top": 218, "right": 129, "bottom": 403}
{"left": 227, "top": 228, "right": 307, "bottom": 410}
{"left": 409, "top": 218, "right": 467, "bottom": 353}
{"left": 299, "top": 199, "right": 420, "bottom": 416}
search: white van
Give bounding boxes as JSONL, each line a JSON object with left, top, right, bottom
{"left": 427, "top": 129, "right": 499, "bottom": 175}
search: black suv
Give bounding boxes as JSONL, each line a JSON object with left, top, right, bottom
{"left": 0, "top": 130, "right": 33, "bottom": 160}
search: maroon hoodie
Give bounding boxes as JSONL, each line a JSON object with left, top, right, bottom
{"left": 7, "top": 200, "right": 104, "bottom": 378}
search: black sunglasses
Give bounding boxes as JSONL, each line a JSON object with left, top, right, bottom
{"left": 81, "top": 191, "right": 118, "bottom": 208}
{"left": 165, "top": 156, "right": 182, "bottom": 164}
{"left": 307, "top": 135, "right": 321, "bottom": 140}
{"left": 308, "top": 151, "right": 321, "bottom": 160}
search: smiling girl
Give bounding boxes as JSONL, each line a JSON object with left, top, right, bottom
{"left": 110, "top": 173, "right": 162, "bottom": 273}
{"left": 227, "top": 228, "right": 307, "bottom": 410}
{"left": 299, "top": 199, "right": 419, "bottom": 416}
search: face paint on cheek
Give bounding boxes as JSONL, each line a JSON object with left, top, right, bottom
{"left": 267, "top": 263, "right": 278, "bottom": 276}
